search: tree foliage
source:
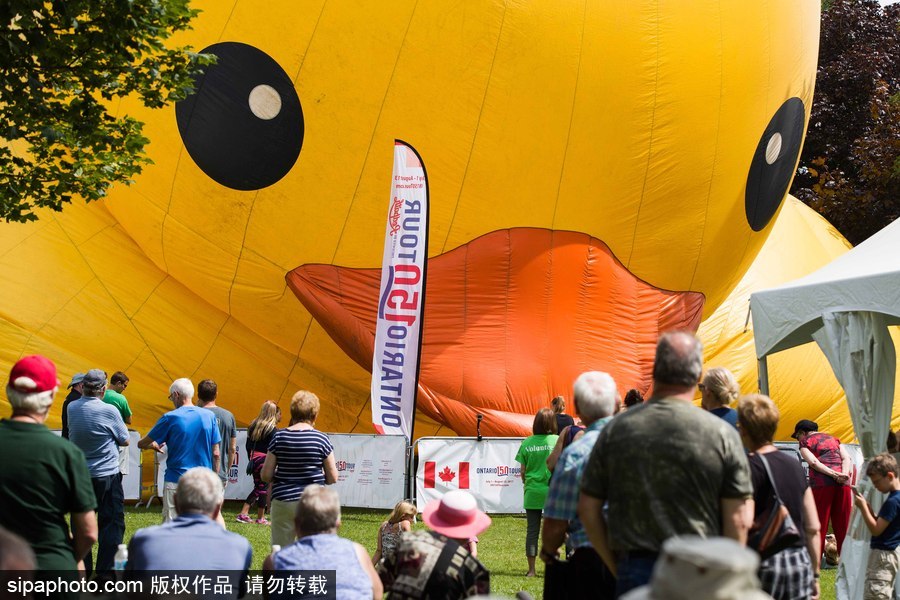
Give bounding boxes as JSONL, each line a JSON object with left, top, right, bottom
{"left": 0, "top": 0, "right": 213, "bottom": 222}
{"left": 791, "top": 0, "right": 900, "bottom": 244}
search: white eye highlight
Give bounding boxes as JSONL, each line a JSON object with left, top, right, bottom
{"left": 765, "top": 132, "right": 783, "bottom": 165}
{"left": 249, "top": 84, "right": 282, "bottom": 120}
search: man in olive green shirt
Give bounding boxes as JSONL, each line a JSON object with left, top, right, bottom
{"left": 578, "top": 332, "right": 753, "bottom": 597}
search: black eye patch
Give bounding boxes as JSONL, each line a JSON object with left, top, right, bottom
{"left": 175, "top": 42, "right": 304, "bottom": 191}
{"left": 745, "top": 97, "right": 806, "bottom": 231}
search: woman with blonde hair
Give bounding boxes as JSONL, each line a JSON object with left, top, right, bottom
{"left": 372, "top": 500, "right": 416, "bottom": 565}
{"left": 262, "top": 391, "right": 338, "bottom": 547}
{"left": 700, "top": 366, "right": 740, "bottom": 428}
{"left": 236, "top": 401, "right": 281, "bottom": 524}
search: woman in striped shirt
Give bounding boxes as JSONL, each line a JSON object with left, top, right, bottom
{"left": 262, "top": 390, "right": 338, "bottom": 547}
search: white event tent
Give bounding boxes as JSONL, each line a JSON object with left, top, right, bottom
{"left": 750, "top": 217, "right": 900, "bottom": 600}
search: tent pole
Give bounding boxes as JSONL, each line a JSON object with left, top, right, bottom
{"left": 758, "top": 356, "right": 770, "bottom": 396}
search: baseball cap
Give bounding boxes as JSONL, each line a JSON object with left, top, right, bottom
{"left": 67, "top": 372, "right": 85, "bottom": 389}
{"left": 791, "top": 419, "right": 819, "bottom": 439}
{"left": 8, "top": 355, "right": 60, "bottom": 394}
{"left": 82, "top": 369, "right": 108, "bottom": 388}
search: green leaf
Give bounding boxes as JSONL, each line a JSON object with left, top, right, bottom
{"left": 0, "top": 0, "right": 208, "bottom": 222}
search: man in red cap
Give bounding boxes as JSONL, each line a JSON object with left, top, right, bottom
{"left": 0, "top": 355, "right": 98, "bottom": 571}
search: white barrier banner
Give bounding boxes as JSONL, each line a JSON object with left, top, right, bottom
{"left": 123, "top": 431, "right": 142, "bottom": 500}
{"left": 156, "top": 429, "right": 254, "bottom": 501}
{"left": 226, "top": 429, "right": 254, "bottom": 499}
{"left": 330, "top": 433, "right": 407, "bottom": 509}
{"left": 157, "top": 430, "right": 406, "bottom": 507}
{"left": 843, "top": 444, "right": 864, "bottom": 482}
{"left": 52, "top": 430, "right": 142, "bottom": 500}
{"left": 416, "top": 437, "right": 525, "bottom": 514}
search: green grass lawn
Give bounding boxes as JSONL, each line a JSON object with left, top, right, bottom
{"left": 118, "top": 502, "right": 836, "bottom": 600}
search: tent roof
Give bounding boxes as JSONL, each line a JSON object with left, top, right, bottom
{"left": 750, "top": 218, "right": 900, "bottom": 358}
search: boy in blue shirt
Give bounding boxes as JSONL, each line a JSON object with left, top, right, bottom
{"left": 854, "top": 453, "right": 900, "bottom": 600}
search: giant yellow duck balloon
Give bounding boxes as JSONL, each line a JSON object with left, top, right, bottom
{"left": 0, "top": 0, "right": 825, "bottom": 437}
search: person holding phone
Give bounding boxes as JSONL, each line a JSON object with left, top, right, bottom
{"left": 853, "top": 454, "right": 900, "bottom": 600}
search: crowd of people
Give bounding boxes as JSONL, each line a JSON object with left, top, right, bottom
{"left": 514, "top": 331, "right": 895, "bottom": 600}
{"left": 2, "top": 330, "right": 900, "bottom": 600}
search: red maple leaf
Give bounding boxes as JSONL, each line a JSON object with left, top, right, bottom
{"left": 438, "top": 466, "right": 456, "bottom": 482}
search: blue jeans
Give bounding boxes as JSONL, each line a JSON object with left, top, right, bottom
{"left": 85, "top": 472, "right": 125, "bottom": 576}
{"left": 615, "top": 553, "right": 658, "bottom": 597}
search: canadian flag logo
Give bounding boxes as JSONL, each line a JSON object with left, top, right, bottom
{"left": 424, "top": 461, "right": 469, "bottom": 489}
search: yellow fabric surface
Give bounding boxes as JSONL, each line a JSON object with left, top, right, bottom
{"left": 699, "top": 198, "right": 900, "bottom": 442}
{"left": 0, "top": 0, "right": 831, "bottom": 437}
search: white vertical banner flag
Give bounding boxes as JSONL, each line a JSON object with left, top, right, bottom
{"left": 371, "top": 140, "right": 429, "bottom": 439}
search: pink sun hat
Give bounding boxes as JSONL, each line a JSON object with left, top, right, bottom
{"left": 422, "top": 490, "right": 491, "bottom": 539}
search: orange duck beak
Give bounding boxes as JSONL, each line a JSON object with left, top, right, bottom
{"left": 287, "top": 228, "right": 704, "bottom": 436}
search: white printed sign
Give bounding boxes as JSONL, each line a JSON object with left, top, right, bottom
{"left": 155, "top": 431, "right": 252, "bottom": 500}
{"left": 52, "top": 430, "right": 142, "bottom": 500}
{"left": 416, "top": 437, "right": 526, "bottom": 514}
{"left": 156, "top": 430, "right": 407, "bottom": 507}
{"left": 330, "top": 433, "right": 408, "bottom": 509}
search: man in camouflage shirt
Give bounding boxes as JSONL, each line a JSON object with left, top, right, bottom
{"left": 578, "top": 331, "right": 753, "bottom": 597}
{"left": 377, "top": 530, "right": 489, "bottom": 599}
{"left": 378, "top": 490, "right": 490, "bottom": 599}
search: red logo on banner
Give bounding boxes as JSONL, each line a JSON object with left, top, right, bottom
{"left": 424, "top": 461, "right": 469, "bottom": 489}
{"left": 388, "top": 197, "right": 403, "bottom": 236}
{"left": 439, "top": 466, "right": 456, "bottom": 483}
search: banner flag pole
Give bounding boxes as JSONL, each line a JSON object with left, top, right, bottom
{"left": 371, "top": 140, "right": 429, "bottom": 444}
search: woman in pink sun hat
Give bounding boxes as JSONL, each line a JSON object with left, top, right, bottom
{"left": 422, "top": 490, "right": 492, "bottom": 536}
{"left": 377, "top": 490, "right": 492, "bottom": 599}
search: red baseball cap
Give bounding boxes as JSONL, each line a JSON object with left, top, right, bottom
{"left": 8, "top": 355, "right": 60, "bottom": 393}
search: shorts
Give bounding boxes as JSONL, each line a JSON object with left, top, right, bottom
{"left": 162, "top": 481, "right": 178, "bottom": 523}
{"left": 864, "top": 547, "right": 900, "bottom": 600}
{"left": 271, "top": 498, "right": 299, "bottom": 547}
{"left": 758, "top": 546, "right": 813, "bottom": 600}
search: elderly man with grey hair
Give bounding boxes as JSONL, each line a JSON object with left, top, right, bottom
{"left": 264, "top": 485, "right": 382, "bottom": 600}
{"left": 139, "top": 378, "right": 221, "bottom": 522}
{"left": 540, "top": 371, "right": 619, "bottom": 600}
{"left": 0, "top": 356, "right": 97, "bottom": 571}
{"left": 127, "top": 467, "right": 251, "bottom": 571}
{"left": 577, "top": 331, "right": 754, "bottom": 597}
